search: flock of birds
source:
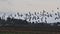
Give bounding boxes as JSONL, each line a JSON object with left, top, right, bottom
{"left": 0, "top": 8, "right": 60, "bottom": 23}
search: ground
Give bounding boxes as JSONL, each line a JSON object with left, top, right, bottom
{"left": 0, "top": 27, "right": 60, "bottom": 34}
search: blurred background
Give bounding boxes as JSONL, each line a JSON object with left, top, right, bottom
{"left": 0, "top": 0, "right": 60, "bottom": 13}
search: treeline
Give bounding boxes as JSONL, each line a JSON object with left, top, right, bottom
{"left": 0, "top": 17, "right": 29, "bottom": 27}
{"left": 0, "top": 16, "right": 60, "bottom": 28}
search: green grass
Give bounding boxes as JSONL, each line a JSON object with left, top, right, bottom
{"left": 0, "top": 31, "right": 60, "bottom": 34}
{"left": 0, "top": 32, "right": 33, "bottom": 34}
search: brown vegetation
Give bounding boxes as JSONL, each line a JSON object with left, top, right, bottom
{"left": 0, "top": 26, "right": 60, "bottom": 34}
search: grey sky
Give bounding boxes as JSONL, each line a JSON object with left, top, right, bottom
{"left": 0, "top": 0, "right": 60, "bottom": 13}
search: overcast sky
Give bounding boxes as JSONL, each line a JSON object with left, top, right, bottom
{"left": 0, "top": 0, "right": 60, "bottom": 13}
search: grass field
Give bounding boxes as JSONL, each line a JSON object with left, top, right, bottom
{"left": 0, "top": 31, "right": 60, "bottom": 34}
{"left": 0, "top": 27, "right": 60, "bottom": 34}
{"left": 0, "top": 32, "right": 31, "bottom": 34}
